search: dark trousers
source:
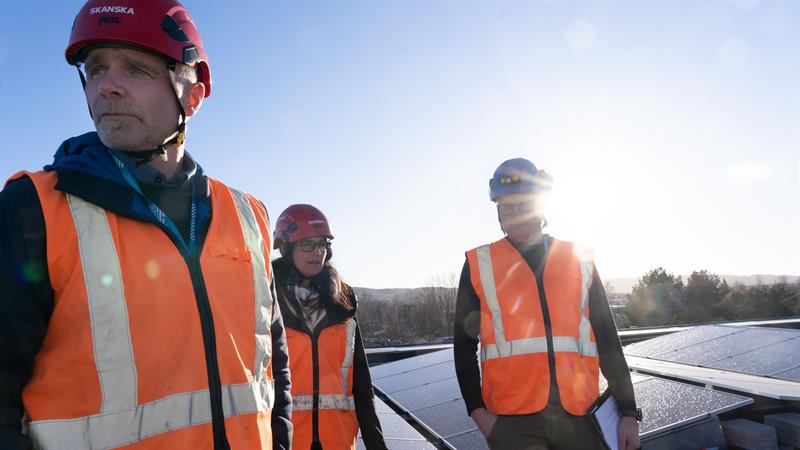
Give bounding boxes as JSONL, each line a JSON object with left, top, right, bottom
{"left": 486, "top": 406, "right": 606, "bottom": 450}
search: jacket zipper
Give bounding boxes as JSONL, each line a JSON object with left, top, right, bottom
{"left": 311, "top": 333, "right": 321, "bottom": 449}
{"left": 154, "top": 218, "right": 231, "bottom": 450}
{"left": 534, "top": 265, "right": 560, "bottom": 407}
{"left": 184, "top": 255, "right": 230, "bottom": 450}
{"left": 521, "top": 237, "right": 560, "bottom": 408}
{"left": 285, "top": 282, "right": 325, "bottom": 450}
{"left": 292, "top": 317, "right": 323, "bottom": 449}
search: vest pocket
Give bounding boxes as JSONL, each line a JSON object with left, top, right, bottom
{"left": 207, "top": 245, "right": 253, "bottom": 262}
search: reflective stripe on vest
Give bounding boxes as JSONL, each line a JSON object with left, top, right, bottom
{"left": 28, "top": 192, "right": 275, "bottom": 450}
{"left": 480, "top": 335, "right": 599, "bottom": 361}
{"left": 578, "top": 258, "right": 594, "bottom": 358}
{"left": 475, "top": 245, "right": 597, "bottom": 362}
{"left": 292, "top": 394, "right": 355, "bottom": 411}
{"left": 67, "top": 193, "right": 138, "bottom": 413}
{"left": 28, "top": 380, "right": 275, "bottom": 450}
{"left": 340, "top": 318, "right": 357, "bottom": 399}
{"left": 230, "top": 188, "right": 273, "bottom": 383}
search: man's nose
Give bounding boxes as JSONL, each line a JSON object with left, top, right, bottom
{"left": 96, "top": 68, "right": 126, "bottom": 98}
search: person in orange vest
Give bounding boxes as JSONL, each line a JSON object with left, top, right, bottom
{"left": 272, "top": 204, "right": 388, "bottom": 450}
{"left": 0, "top": 1, "right": 292, "bottom": 449}
{"left": 453, "top": 158, "right": 642, "bottom": 450}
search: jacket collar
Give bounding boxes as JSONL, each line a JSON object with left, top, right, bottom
{"left": 108, "top": 148, "right": 199, "bottom": 186}
{"left": 46, "top": 132, "right": 210, "bottom": 224}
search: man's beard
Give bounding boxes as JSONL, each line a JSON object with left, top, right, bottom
{"left": 92, "top": 100, "right": 154, "bottom": 151}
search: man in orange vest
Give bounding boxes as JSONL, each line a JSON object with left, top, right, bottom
{"left": 0, "top": 1, "right": 291, "bottom": 449}
{"left": 453, "top": 158, "right": 641, "bottom": 450}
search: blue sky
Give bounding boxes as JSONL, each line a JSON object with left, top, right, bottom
{"left": 1, "top": 1, "right": 798, "bottom": 288}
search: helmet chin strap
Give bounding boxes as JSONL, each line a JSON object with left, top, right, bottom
{"left": 122, "top": 119, "right": 184, "bottom": 167}
{"left": 77, "top": 62, "right": 187, "bottom": 167}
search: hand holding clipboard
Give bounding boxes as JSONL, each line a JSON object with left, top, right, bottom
{"left": 589, "top": 390, "right": 641, "bottom": 450}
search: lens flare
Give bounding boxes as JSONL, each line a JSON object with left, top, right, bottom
{"left": 145, "top": 259, "right": 160, "bottom": 280}
{"left": 21, "top": 261, "right": 46, "bottom": 284}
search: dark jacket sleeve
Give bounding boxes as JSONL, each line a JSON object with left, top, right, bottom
{"left": 589, "top": 266, "right": 637, "bottom": 412}
{"left": 352, "top": 322, "right": 388, "bottom": 450}
{"left": 453, "top": 259, "right": 485, "bottom": 415}
{"left": 0, "top": 177, "right": 54, "bottom": 450}
{"left": 269, "top": 274, "right": 293, "bottom": 450}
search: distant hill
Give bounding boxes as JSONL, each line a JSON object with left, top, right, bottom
{"left": 355, "top": 275, "right": 799, "bottom": 300}
{"left": 606, "top": 275, "right": 799, "bottom": 295}
{"left": 354, "top": 287, "right": 422, "bottom": 303}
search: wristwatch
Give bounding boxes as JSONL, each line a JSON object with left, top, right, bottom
{"left": 620, "top": 408, "right": 643, "bottom": 421}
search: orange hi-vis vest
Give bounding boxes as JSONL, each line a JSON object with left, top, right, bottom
{"left": 287, "top": 318, "right": 358, "bottom": 450}
{"left": 16, "top": 170, "right": 275, "bottom": 449}
{"left": 466, "top": 237, "right": 599, "bottom": 416}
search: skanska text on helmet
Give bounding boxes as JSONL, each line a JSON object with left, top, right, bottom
{"left": 89, "top": 6, "right": 135, "bottom": 15}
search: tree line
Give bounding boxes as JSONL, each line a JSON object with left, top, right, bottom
{"left": 357, "top": 274, "right": 458, "bottom": 347}
{"left": 623, "top": 268, "right": 799, "bottom": 327}
{"left": 356, "top": 269, "right": 800, "bottom": 347}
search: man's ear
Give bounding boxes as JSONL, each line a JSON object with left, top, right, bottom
{"left": 183, "top": 82, "right": 205, "bottom": 118}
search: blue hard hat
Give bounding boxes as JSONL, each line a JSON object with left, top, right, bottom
{"left": 489, "top": 158, "right": 551, "bottom": 201}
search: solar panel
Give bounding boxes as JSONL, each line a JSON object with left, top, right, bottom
{"left": 374, "top": 397, "right": 395, "bottom": 414}
{"left": 624, "top": 325, "right": 800, "bottom": 384}
{"left": 384, "top": 376, "right": 464, "bottom": 412}
{"left": 360, "top": 440, "right": 432, "bottom": 450}
{"left": 368, "top": 412, "right": 414, "bottom": 438}
{"left": 446, "top": 429, "right": 489, "bottom": 450}
{"left": 705, "top": 336, "right": 800, "bottom": 376}
{"left": 773, "top": 365, "right": 800, "bottom": 382}
{"left": 624, "top": 325, "right": 741, "bottom": 357}
{"left": 374, "top": 360, "right": 455, "bottom": 394}
{"left": 660, "top": 327, "right": 798, "bottom": 365}
{"left": 356, "top": 397, "right": 437, "bottom": 450}
{"left": 412, "top": 398, "right": 474, "bottom": 439}
{"left": 370, "top": 349, "right": 453, "bottom": 381}
{"left": 634, "top": 377, "right": 753, "bottom": 438}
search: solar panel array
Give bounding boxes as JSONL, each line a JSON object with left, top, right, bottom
{"left": 369, "top": 349, "right": 479, "bottom": 449}
{"left": 371, "top": 348, "right": 753, "bottom": 449}
{"left": 624, "top": 325, "right": 800, "bottom": 382}
{"left": 356, "top": 397, "right": 437, "bottom": 450}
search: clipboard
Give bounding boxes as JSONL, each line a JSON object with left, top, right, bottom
{"left": 588, "top": 389, "right": 620, "bottom": 450}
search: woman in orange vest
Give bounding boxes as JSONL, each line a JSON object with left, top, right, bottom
{"left": 272, "top": 204, "right": 388, "bottom": 450}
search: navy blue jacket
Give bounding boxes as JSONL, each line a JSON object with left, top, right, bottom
{"left": 0, "top": 132, "right": 292, "bottom": 450}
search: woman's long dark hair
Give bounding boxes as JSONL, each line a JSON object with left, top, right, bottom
{"left": 277, "top": 243, "right": 354, "bottom": 310}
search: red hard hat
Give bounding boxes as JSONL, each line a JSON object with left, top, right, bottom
{"left": 65, "top": 0, "right": 212, "bottom": 97}
{"left": 273, "top": 204, "right": 334, "bottom": 249}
